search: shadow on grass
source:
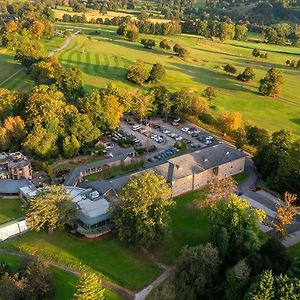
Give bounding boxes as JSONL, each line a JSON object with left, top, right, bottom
{"left": 168, "top": 61, "right": 255, "bottom": 94}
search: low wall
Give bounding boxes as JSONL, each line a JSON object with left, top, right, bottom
{"left": 0, "top": 218, "right": 28, "bottom": 242}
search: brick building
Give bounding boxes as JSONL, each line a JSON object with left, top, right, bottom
{"left": 0, "top": 152, "right": 32, "bottom": 180}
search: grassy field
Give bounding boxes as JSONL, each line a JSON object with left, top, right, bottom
{"left": 0, "top": 35, "right": 66, "bottom": 92}
{"left": 0, "top": 253, "right": 123, "bottom": 299}
{"left": 151, "top": 190, "right": 210, "bottom": 264}
{"left": 53, "top": 8, "right": 169, "bottom": 23}
{"left": 0, "top": 231, "right": 161, "bottom": 290}
{"left": 0, "top": 198, "right": 23, "bottom": 224}
{"left": 53, "top": 22, "right": 300, "bottom": 137}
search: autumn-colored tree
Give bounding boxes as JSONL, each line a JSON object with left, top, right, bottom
{"left": 159, "top": 39, "right": 171, "bottom": 50}
{"left": 202, "top": 86, "right": 218, "bottom": 102}
{"left": 132, "top": 93, "right": 154, "bottom": 120}
{"left": 272, "top": 192, "right": 299, "bottom": 238}
{"left": 29, "top": 20, "right": 45, "bottom": 39}
{"left": 5, "top": 20, "right": 18, "bottom": 33}
{"left": 126, "top": 60, "right": 149, "bottom": 85}
{"left": 192, "top": 97, "right": 209, "bottom": 117}
{"left": 26, "top": 185, "right": 76, "bottom": 233}
{"left": 74, "top": 272, "right": 104, "bottom": 300}
{"left": 0, "top": 89, "right": 21, "bottom": 121}
{"left": 218, "top": 112, "right": 242, "bottom": 134}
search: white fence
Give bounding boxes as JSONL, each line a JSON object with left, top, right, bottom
{"left": 0, "top": 218, "right": 28, "bottom": 241}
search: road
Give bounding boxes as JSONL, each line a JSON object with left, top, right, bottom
{"left": 239, "top": 158, "right": 300, "bottom": 239}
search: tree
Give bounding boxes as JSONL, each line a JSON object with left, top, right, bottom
{"left": 245, "top": 124, "right": 270, "bottom": 148}
{"left": 148, "top": 63, "right": 166, "bottom": 83}
{"left": 56, "top": 67, "right": 83, "bottom": 100}
{"left": 237, "top": 67, "right": 255, "bottom": 82}
{"left": 244, "top": 270, "right": 300, "bottom": 300}
{"left": 235, "top": 24, "right": 248, "bottom": 41}
{"left": 22, "top": 258, "right": 53, "bottom": 299}
{"left": 26, "top": 185, "right": 77, "bottom": 233}
{"left": 141, "top": 38, "right": 155, "bottom": 49}
{"left": 210, "top": 195, "right": 266, "bottom": 264}
{"left": 0, "top": 88, "right": 21, "bottom": 121}
{"left": 171, "top": 89, "right": 193, "bottom": 116}
{"left": 63, "top": 135, "right": 81, "bottom": 158}
{"left": 252, "top": 48, "right": 261, "bottom": 58}
{"left": 111, "top": 171, "right": 172, "bottom": 247}
{"left": 29, "top": 20, "right": 45, "bottom": 39}
{"left": 126, "top": 60, "right": 149, "bottom": 84}
{"left": 173, "top": 43, "right": 189, "bottom": 58}
{"left": 15, "top": 39, "right": 45, "bottom": 67}
{"left": 159, "top": 39, "right": 171, "bottom": 50}
{"left": 259, "top": 68, "right": 283, "bottom": 96}
{"left": 224, "top": 64, "right": 237, "bottom": 74}
{"left": 173, "top": 243, "right": 221, "bottom": 299}
{"left": 219, "top": 22, "right": 235, "bottom": 42}
{"left": 192, "top": 97, "right": 209, "bottom": 117}
{"left": 272, "top": 192, "right": 299, "bottom": 238}
{"left": 202, "top": 86, "right": 218, "bottom": 102}
{"left": 74, "top": 272, "right": 104, "bottom": 300}
{"left": 218, "top": 112, "right": 242, "bottom": 134}
{"left": 70, "top": 113, "right": 100, "bottom": 144}
{"left": 126, "top": 27, "right": 139, "bottom": 41}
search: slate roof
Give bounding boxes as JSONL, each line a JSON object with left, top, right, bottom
{"left": 0, "top": 179, "right": 31, "bottom": 194}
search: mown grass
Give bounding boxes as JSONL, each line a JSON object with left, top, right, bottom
{"left": 55, "top": 22, "right": 300, "bottom": 137}
{"left": 151, "top": 190, "right": 210, "bottom": 264}
{"left": 0, "top": 198, "right": 23, "bottom": 224}
{"left": 233, "top": 171, "right": 248, "bottom": 184}
{"left": 0, "top": 231, "right": 161, "bottom": 290}
{"left": 0, "top": 253, "right": 123, "bottom": 299}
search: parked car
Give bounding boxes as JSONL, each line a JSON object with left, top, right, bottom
{"left": 132, "top": 125, "right": 141, "bottom": 131}
{"left": 171, "top": 147, "right": 179, "bottom": 152}
{"left": 105, "top": 142, "right": 114, "bottom": 149}
{"left": 191, "top": 132, "right": 199, "bottom": 137}
{"left": 175, "top": 136, "right": 183, "bottom": 141}
{"left": 181, "top": 127, "right": 189, "bottom": 132}
{"left": 174, "top": 117, "right": 180, "bottom": 123}
{"left": 171, "top": 121, "right": 179, "bottom": 126}
{"left": 250, "top": 186, "right": 261, "bottom": 192}
{"left": 236, "top": 191, "right": 243, "bottom": 196}
{"left": 148, "top": 157, "right": 156, "bottom": 163}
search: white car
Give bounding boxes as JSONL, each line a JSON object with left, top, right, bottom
{"left": 175, "top": 136, "right": 183, "bottom": 141}
{"left": 104, "top": 152, "right": 114, "bottom": 158}
{"left": 181, "top": 127, "right": 189, "bottom": 132}
{"left": 132, "top": 125, "right": 141, "bottom": 131}
{"left": 105, "top": 143, "right": 114, "bottom": 149}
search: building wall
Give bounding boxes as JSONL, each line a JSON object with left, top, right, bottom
{"left": 171, "top": 157, "right": 246, "bottom": 197}
{"left": 217, "top": 157, "right": 246, "bottom": 179}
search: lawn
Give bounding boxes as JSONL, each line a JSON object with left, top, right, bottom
{"left": 0, "top": 253, "right": 123, "bottom": 299}
{"left": 288, "top": 242, "right": 300, "bottom": 258}
{"left": 0, "top": 198, "right": 23, "bottom": 224}
{"left": 54, "top": 22, "right": 300, "bottom": 137}
{"left": 0, "top": 231, "right": 161, "bottom": 290}
{"left": 233, "top": 171, "right": 248, "bottom": 184}
{"left": 151, "top": 190, "right": 210, "bottom": 264}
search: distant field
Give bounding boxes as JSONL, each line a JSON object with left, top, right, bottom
{"left": 54, "top": 22, "right": 300, "bottom": 136}
{"left": 53, "top": 8, "right": 170, "bottom": 23}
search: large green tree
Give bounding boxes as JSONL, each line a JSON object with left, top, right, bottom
{"left": 26, "top": 185, "right": 76, "bottom": 233}
{"left": 173, "top": 243, "right": 221, "bottom": 300}
{"left": 259, "top": 68, "right": 283, "bottom": 96}
{"left": 210, "top": 195, "right": 266, "bottom": 264}
{"left": 111, "top": 171, "right": 172, "bottom": 247}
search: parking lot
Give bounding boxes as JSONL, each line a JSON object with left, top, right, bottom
{"left": 103, "top": 116, "right": 220, "bottom": 164}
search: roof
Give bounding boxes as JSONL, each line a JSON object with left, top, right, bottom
{"left": 0, "top": 179, "right": 31, "bottom": 194}
{"left": 154, "top": 143, "right": 246, "bottom": 181}
{"left": 64, "top": 147, "right": 135, "bottom": 186}
{"left": 65, "top": 186, "right": 110, "bottom": 225}
{"left": 93, "top": 144, "right": 246, "bottom": 193}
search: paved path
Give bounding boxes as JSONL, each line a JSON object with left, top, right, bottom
{"left": 135, "top": 267, "right": 174, "bottom": 300}
{"left": 0, "top": 249, "right": 134, "bottom": 300}
{"left": 0, "top": 30, "right": 80, "bottom": 87}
